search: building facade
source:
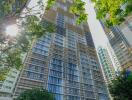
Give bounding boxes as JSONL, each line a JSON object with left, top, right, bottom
{"left": 107, "top": 43, "right": 121, "bottom": 73}
{"left": 13, "top": 0, "right": 109, "bottom": 100}
{"left": 100, "top": 15, "right": 132, "bottom": 70}
{"left": 98, "top": 47, "right": 115, "bottom": 83}
{"left": 0, "top": 68, "right": 19, "bottom": 100}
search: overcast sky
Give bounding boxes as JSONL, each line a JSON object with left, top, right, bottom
{"left": 85, "top": 0, "right": 109, "bottom": 49}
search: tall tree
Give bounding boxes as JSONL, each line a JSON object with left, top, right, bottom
{"left": 109, "top": 70, "right": 132, "bottom": 100}
{"left": 16, "top": 88, "right": 55, "bottom": 100}
{"left": 92, "top": 0, "right": 132, "bottom": 26}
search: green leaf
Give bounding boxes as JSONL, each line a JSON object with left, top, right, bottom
{"left": 70, "top": 0, "right": 88, "bottom": 25}
{"left": 94, "top": 0, "right": 131, "bottom": 26}
{"left": 46, "top": 0, "right": 56, "bottom": 10}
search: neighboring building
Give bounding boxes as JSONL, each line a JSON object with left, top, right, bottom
{"left": 98, "top": 47, "right": 115, "bottom": 83}
{"left": 0, "top": 68, "right": 19, "bottom": 100}
{"left": 13, "top": 0, "right": 109, "bottom": 100}
{"left": 100, "top": 15, "right": 132, "bottom": 70}
{"left": 107, "top": 43, "right": 121, "bottom": 73}
{"left": 119, "top": 15, "right": 132, "bottom": 48}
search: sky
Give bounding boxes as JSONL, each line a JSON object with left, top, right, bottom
{"left": 84, "top": 1, "right": 119, "bottom": 71}
{"left": 85, "top": 0, "right": 109, "bottom": 49}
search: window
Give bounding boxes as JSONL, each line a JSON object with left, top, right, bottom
{"left": 26, "top": 71, "right": 44, "bottom": 80}
{"left": 10, "top": 75, "right": 15, "bottom": 79}
{"left": 48, "top": 76, "right": 62, "bottom": 84}
{"left": 6, "top": 80, "right": 13, "bottom": 84}
{"left": 108, "top": 31, "right": 115, "bottom": 39}
{"left": 56, "top": 13, "right": 65, "bottom": 27}
{"left": 50, "top": 70, "right": 62, "bottom": 78}
{"left": 48, "top": 84, "right": 62, "bottom": 93}
{"left": 4, "top": 86, "right": 11, "bottom": 89}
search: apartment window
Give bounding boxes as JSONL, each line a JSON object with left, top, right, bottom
{"left": 67, "top": 96, "right": 80, "bottom": 100}
{"left": 4, "top": 86, "right": 11, "bottom": 89}
{"left": 48, "top": 84, "right": 62, "bottom": 93}
{"left": 52, "top": 58, "right": 63, "bottom": 65}
{"left": 6, "top": 80, "right": 13, "bottom": 84}
{"left": 108, "top": 31, "right": 115, "bottom": 39}
{"left": 50, "top": 63, "right": 63, "bottom": 72}
{"left": 10, "top": 75, "right": 15, "bottom": 79}
{"left": 56, "top": 13, "right": 65, "bottom": 27}
{"left": 55, "top": 94, "right": 63, "bottom": 100}
{"left": 58, "top": 3, "right": 67, "bottom": 11}
{"left": 30, "top": 58, "right": 44, "bottom": 66}
{"left": 26, "top": 71, "right": 44, "bottom": 80}
{"left": 68, "top": 63, "right": 76, "bottom": 69}
{"left": 50, "top": 70, "right": 62, "bottom": 78}
{"left": 12, "top": 70, "right": 17, "bottom": 74}
{"left": 85, "top": 91, "right": 95, "bottom": 98}
{"left": 48, "top": 76, "right": 62, "bottom": 85}
{"left": 99, "top": 94, "right": 108, "bottom": 100}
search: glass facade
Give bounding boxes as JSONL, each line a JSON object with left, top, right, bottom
{"left": 98, "top": 47, "right": 115, "bottom": 83}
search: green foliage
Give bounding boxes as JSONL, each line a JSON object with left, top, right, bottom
{"left": 109, "top": 71, "right": 132, "bottom": 100}
{"left": 0, "top": 0, "right": 27, "bottom": 18}
{"left": 16, "top": 88, "right": 55, "bottom": 100}
{"left": 41, "top": 20, "right": 56, "bottom": 33}
{"left": 76, "top": 13, "right": 88, "bottom": 25}
{"left": 2, "top": 2, "right": 12, "bottom": 14}
{"left": 125, "top": 0, "right": 132, "bottom": 15}
{"left": 16, "top": 33, "right": 30, "bottom": 52}
{"left": 24, "top": 15, "right": 44, "bottom": 38}
{"left": 0, "top": 68, "right": 10, "bottom": 81}
{"left": 23, "top": 15, "right": 56, "bottom": 38}
{"left": 0, "top": 0, "right": 57, "bottom": 81}
{"left": 70, "top": 0, "right": 88, "bottom": 25}
{"left": 6, "top": 48, "right": 22, "bottom": 70}
{"left": 92, "top": 0, "right": 132, "bottom": 26}
{"left": 46, "top": 0, "right": 56, "bottom": 10}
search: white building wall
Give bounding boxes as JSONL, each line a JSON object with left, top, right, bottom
{"left": 0, "top": 68, "right": 19, "bottom": 97}
{"left": 107, "top": 43, "right": 121, "bottom": 72}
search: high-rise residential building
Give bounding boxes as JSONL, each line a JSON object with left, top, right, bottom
{"left": 13, "top": 0, "right": 109, "bottom": 100}
{"left": 107, "top": 43, "right": 121, "bottom": 73}
{"left": 98, "top": 47, "right": 115, "bottom": 83}
{"left": 100, "top": 15, "right": 132, "bottom": 70}
{"left": 0, "top": 68, "right": 19, "bottom": 100}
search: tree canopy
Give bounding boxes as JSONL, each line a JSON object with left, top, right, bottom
{"left": 16, "top": 88, "right": 55, "bottom": 100}
{"left": 46, "top": 0, "right": 56, "bottom": 10}
{"left": 0, "top": 0, "right": 56, "bottom": 81}
{"left": 109, "top": 70, "right": 132, "bottom": 100}
{"left": 92, "top": 0, "right": 132, "bottom": 26}
{"left": 70, "top": 0, "right": 88, "bottom": 25}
